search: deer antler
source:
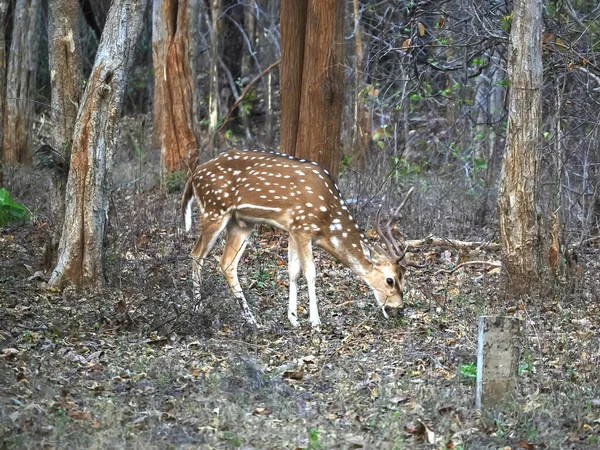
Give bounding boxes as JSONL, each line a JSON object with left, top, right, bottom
{"left": 376, "top": 187, "right": 415, "bottom": 263}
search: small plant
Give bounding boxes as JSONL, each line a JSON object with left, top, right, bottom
{"left": 0, "top": 188, "right": 27, "bottom": 227}
{"left": 255, "top": 268, "right": 272, "bottom": 288}
{"left": 222, "top": 431, "right": 243, "bottom": 448}
{"left": 308, "top": 428, "right": 323, "bottom": 449}
{"left": 460, "top": 362, "right": 477, "bottom": 380}
{"left": 519, "top": 351, "right": 536, "bottom": 375}
{"left": 164, "top": 170, "right": 185, "bottom": 193}
{"left": 390, "top": 156, "right": 424, "bottom": 178}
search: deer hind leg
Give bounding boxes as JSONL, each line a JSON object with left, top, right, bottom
{"left": 292, "top": 233, "right": 321, "bottom": 327}
{"left": 220, "top": 221, "right": 257, "bottom": 326}
{"left": 190, "top": 214, "right": 230, "bottom": 303}
{"left": 287, "top": 235, "right": 301, "bottom": 328}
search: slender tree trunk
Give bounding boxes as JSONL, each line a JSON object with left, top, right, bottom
{"left": 241, "top": 0, "right": 255, "bottom": 81}
{"left": 3, "top": 0, "right": 41, "bottom": 164}
{"left": 188, "top": 0, "right": 209, "bottom": 144}
{"left": 50, "top": 0, "right": 149, "bottom": 288}
{"left": 0, "top": 0, "right": 9, "bottom": 186}
{"left": 46, "top": 0, "right": 83, "bottom": 267}
{"left": 221, "top": 0, "right": 243, "bottom": 111}
{"left": 295, "top": 0, "right": 344, "bottom": 177}
{"left": 263, "top": 0, "right": 279, "bottom": 146}
{"left": 208, "top": 0, "right": 222, "bottom": 142}
{"left": 152, "top": 0, "right": 197, "bottom": 172}
{"left": 351, "top": 0, "right": 370, "bottom": 168}
{"left": 498, "top": 0, "right": 544, "bottom": 297}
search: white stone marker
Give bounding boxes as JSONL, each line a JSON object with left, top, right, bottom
{"left": 476, "top": 316, "right": 521, "bottom": 409}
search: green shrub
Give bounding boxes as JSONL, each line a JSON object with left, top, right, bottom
{"left": 164, "top": 170, "right": 185, "bottom": 193}
{"left": 0, "top": 188, "right": 27, "bottom": 228}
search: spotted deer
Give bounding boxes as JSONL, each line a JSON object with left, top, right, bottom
{"left": 182, "top": 149, "right": 417, "bottom": 327}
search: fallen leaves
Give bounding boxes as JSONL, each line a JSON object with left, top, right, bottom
{"left": 253, "top": 407, "right": 272, "bottom": 416}
{"left": 282, "top": 369, "right": 304, "bottom": 381}
{"left": 1, "top": 347, "right": 19, "bottom": 358}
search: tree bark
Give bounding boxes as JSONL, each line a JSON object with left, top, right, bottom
{"left": 295, "top": 0, "right": 344, "bottom": 178}
{"left": 0, "top": 0, "right": 10, "bottom": 186}
{"left": 498, "top": 0, "right": 544, "bottom": 297}
{"left": 221, "top": 0, "right": 243, "bottom": 110}
{"left": 3, "top": 0, "right": 41, "bottom": 164}
{"left": 279, "top": 0, "right": 307, "bottom": 158}
{"left": 350, "top": 0, "right": 370, "bottom": 169}
{"left": 188, "top": 0, "right": 209, "bottom": 144}
{"left": 50, "top": 0, "right": 149, "bottom": 288}
{"left": 208, "top": 0, "right": 222, "bottom": 141}
{"left": 46, "top": 0, "right": 83, "bottom": 266}
{"left": 152, "top": 0, "right": 197, "bottom": 172}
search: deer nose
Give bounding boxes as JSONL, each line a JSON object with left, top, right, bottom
{"left": 384, "top": 306, "right": 401, "bottom": 318}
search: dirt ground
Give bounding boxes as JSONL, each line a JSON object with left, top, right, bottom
{"left": 1, "top": 164, "right": 600, "bottom": 450}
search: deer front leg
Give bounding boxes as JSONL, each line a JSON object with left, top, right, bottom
{"left": 220, "top": 222, "right": 257, "bottom": 326}
{"left": 287, "top": 237, "right": 301, "bottom": 327}
{"left": 296, "top": 235, "right": 321, "bottom": 327}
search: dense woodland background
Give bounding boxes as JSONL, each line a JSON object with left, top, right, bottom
{"left": 1, "top": 0, "right": 600, "bottom": 448}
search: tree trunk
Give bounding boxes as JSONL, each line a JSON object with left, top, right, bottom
{"left": 263, "top": 0, "right": 279, "bottom": 146}
{"left": 0, "top": 0, "right": 10, "bottom": 186}
{"left": 3, "top": 0, "right": 41, "bottom": 164}
{"left": 295, "top": 0, "right": 344, "bottom": 177}
{"left": 188, "top": 0, "right": 209, "bottom": 144}
{"left": 350, "top": 0, "right": 370, "bottom": 169}
{"left": 498, "top": 0, "right": 544, "bottom": 297}
{"left": 49, "top": 0, "right": 149, "bottom": 288}
{"left": 279, "top": 0, "right": 307, "bottom": 158}
{"left": 241, "top": 0, "right": 255, "bottom": 82}
{"left": 46, "top": 0, "right": 83, "bottom": 267}
{"left": 152, "top": 0, "right": 197, "bottom": 172}
{"left": 221, "top": 0, "right": 243, "bottom": 111}
{"left": 208, "top": 0, "right": 222, "bottom": 142}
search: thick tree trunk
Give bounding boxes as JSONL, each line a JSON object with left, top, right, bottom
{"left": 3, "top": 0, "right": 41, "bottom": 164}
{"left": 152, "top": 0, "right": 197, "bottom": 172}
{"left": 498, "top": 0, "right": 544, "bottom": 297}
{"left": 0, "top": 0, "right": 9, "bottom": 186}
{"left": 46, "top": 0, "right": 83, "bottom": 267}
{"left": 295, "top": 0, "right": 344, "bottom": 177}
{"left": 279, "top": 0, "right": 307, "bottom": 157}
{"left": 50, "top": 0, "right": 149, "bottom": 288}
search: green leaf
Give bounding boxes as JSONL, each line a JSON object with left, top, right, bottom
{"left": 460, "top": 362, "right": 477, "bottom": 378}
{"left": 0, "top": 188, "right": 27, "bottom": 227}
{"left": 474, "top": 157, "right": 488, "bottom": 170}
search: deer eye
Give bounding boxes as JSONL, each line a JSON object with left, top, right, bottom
{"left": 386, "top": 277, "right": 394, "bottom": 286}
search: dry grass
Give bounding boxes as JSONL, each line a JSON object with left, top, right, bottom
{"left": 1, "top": 163, "right": 600, "bottom": 450}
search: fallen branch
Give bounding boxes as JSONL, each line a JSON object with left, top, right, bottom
{"left": 405, "top": 234, "right": 501, "bottom": 251}
{"left": 437, "top": 260, "right": 502, "bottom": 275}
{"left": 218, "top": 59, "right": 281, "bottom": 132}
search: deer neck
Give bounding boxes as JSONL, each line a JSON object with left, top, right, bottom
{"left": 316, "top": 224, "right": 373, "bottom": 281}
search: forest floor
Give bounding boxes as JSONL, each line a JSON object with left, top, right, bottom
{"left": 2, "top": 166, "right": 600, "bottom": 450}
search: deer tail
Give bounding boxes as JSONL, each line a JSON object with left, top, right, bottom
{"left": 181, "top": 176, "right": 195, "bottom": 231}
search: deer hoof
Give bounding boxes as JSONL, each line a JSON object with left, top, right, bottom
{"left": 288, "top": 312, "right": 300, "bottom": 328}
